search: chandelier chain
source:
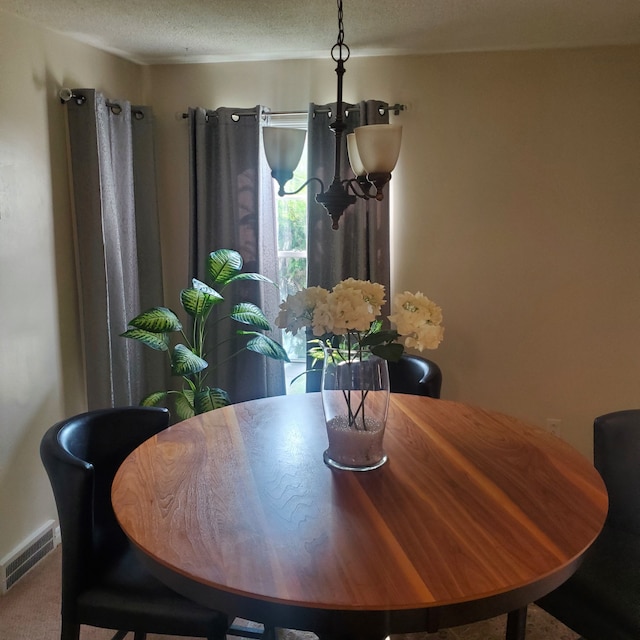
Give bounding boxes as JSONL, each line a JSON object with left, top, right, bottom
{"left": 332, "top": 0, "right": 350, "bottom": 64}
{"left": 337, "top": 0, "right": 344, "bottom": 46}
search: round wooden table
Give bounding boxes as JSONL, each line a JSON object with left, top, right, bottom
{"left": 112, "top": 394, "right": 607, "bottom": 640}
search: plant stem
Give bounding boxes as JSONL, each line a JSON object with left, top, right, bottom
{"left": 341, "top": 334, "right": 369, "bottom": 431}
{"left": 207, "top": 347, "right": 248, "bottom": 372}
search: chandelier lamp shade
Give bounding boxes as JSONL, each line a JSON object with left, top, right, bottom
{"left": 263, "top": 127, "right": 307, "bottom": 189}
{"left": 262, "top": 0, "right": 402, "bottom": 230}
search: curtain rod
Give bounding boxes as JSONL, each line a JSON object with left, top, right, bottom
{"left": 180, "top": 103, "right": 406, "bottom": 120}
{"left": 58, "top": 88, "right": 146, "bottom": 119}
{"left": 59, "top": 87, "right": 405, "bottom": 123}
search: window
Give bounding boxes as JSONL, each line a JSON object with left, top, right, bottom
{"left": 269, "top": 113, "right": 308, "bottom": 391}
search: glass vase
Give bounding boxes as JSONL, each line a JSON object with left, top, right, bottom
{"left": 321, "top": 346, "right": 390, "bottom": 471}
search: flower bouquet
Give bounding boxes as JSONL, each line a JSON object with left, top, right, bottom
{"left": 276, "top": 278, "right": 443, "bottom": 470}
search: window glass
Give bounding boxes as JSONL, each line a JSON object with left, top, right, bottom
{"left": 268, "top": 113, "right": 308, "bottom": 391}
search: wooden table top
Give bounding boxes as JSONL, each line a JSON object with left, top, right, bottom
{"left": 112, "top": 393, "right": 607, "bottom": 634}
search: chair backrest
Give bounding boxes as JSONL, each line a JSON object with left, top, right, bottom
{"left": 388, "top": 354, "right": 442, "bottom": 398}
{"left": 593, "top": 409, "right": 640, "bottom": 535}
{"left": 40, "top": 406, "right": 170, "bottom": 606}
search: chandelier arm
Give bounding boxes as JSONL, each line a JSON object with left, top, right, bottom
{"left": 275, "top": 176, "right": 325, "bottom": 198}
{"left": 343, "top": 177, "right": 375, "bottom": 200}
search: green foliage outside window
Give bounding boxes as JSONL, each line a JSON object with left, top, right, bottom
{"left": 276, "top": 164, "right": 308, "bottom": 361}
{"left": 277, "top": 197, "right": 306, "bottom": 252}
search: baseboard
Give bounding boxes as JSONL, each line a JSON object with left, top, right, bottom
{"left": 0, "top": 520, "right": 59, "bottom": 593}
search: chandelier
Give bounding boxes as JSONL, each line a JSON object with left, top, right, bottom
{"left": 262, "top": 0, "right": 402, "bottom": 230}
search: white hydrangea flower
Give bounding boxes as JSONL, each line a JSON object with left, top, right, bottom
{"left": 404, "top": 324, "right": 445, "bottom": 351}
{"left": 327, "top": 284, "right": 378, "bottom": 334}
{"left": 333, "top": 278, "right": 385, "bottom": 314}
{"left": 310, "top": 298, "right": 335, "bottom": 336}
{"left": 276, "top": 286, "right": 329, "bottom": 335}
{"left": 388, "top": 291, "right": 444, "bottom": 351}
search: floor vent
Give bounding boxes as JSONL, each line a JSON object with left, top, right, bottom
{"left": 0, "top": 520, "right": 56, "bottom": 594}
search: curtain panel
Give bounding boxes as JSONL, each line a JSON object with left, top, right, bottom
{"left": 188, "top": 106, "right": 285, "bottom": 403}
{"left": 64, "top": 90, "right": 166, "bottom": 410}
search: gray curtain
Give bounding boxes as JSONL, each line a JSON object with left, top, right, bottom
{"left": 188, "top": 106, "right": 285, "bottom": 403}
{"left": 307, "top": 100, "right": 391, "bottom": 297}
{"left": 64, "top": 89, "right": 166, "bottom": 410}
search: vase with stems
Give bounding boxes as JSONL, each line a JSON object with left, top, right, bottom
{"left": 276, "top": 277, "right": 444, "bottom": 470}
{"left": 321, "top": 344, "right": 390, "bottom": 471}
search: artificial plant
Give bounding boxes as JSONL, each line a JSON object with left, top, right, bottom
{"left": 121, "top": 248, "right": 289, "bottom": 419}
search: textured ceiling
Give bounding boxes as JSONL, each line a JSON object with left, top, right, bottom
{"left": 1, "top": 0, "right": 639, "bottom": 65}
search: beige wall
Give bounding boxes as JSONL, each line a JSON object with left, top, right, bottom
{"left": 148, "top": 47, "right": 640, "bottom": 459}
{"left": 0, "top": 11, "right": 144, "bottom": 560}
{"left": 387, "top": 49, "right": 640, "bottom": 453}
{"left": 1, "top": 6, "right": 638, "bottom": 560}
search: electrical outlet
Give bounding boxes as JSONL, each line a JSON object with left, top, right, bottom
{"left": 546, "top": 418, "right": 562, "bottom": 436}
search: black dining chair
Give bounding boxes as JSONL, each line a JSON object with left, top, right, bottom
{"left": 387, "top": 353, "right": 442, "bottom": 398}
{"left": 306, "top": 351, "right": 443, "bottom": 398}
{"left": 40, "top": 406, "right": 255, "bottom": 640}
{"left": 536, "top": 409, "right": 640, "bottom": 640}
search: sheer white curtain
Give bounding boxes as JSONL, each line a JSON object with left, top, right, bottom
{"left": 64, "top": 90, "right": 166, "bottom": 409}
{"left": 188, "top": 106, "right": 285, "bottom": 403}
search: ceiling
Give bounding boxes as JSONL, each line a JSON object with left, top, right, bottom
{"left": 1, "top": 0, "right": 639, "bottom": 65}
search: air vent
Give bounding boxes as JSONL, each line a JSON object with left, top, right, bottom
{"left": 0, "top": 520, "right": 56, "bottom": 593}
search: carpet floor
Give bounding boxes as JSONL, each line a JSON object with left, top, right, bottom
{"left": 0, "top": 546, "right": 579, "bottom": 640}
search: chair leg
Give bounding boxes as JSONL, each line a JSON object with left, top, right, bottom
{"left": 209, "top": 620, "right": 232, "bottom": 640}
{"left": 133, "top": 633, "right": 147, "bottom": 640}
{"left": 60, "top": 619, "right": 80, "bottom": 640}
{"left": 109, "top": 632, "right": 129, "bottom": 640}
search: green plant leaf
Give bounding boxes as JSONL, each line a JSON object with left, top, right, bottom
{"left": 194, "top": 387, "right": 230, "bottom": 414}
{"left": 120, "top": 328, "right": 170, "bottom": 351}
{"left": 207, "top": 249, "right": 243, "bottom": 286}
{"left": 140, "top": 391, "right": 167, "bottom": 406}
{"left": 368, "top": 319, "right": 383, "bottom": 334}
{"left": 360, "top": 330, "right": 399, "bottom": 348}
{"left": 225, "top": 272, "right": 275, "bottom": 286}
{"left": 181, "top": 284, "right": 223, "bottom": 319}
{"left": 246, "top": 334, "right": 290, "bottom": 362}
{"left": 371, "top": 342, "right": 404, "bottom": 362}
{"left": 175, "top": 391, "right": 195, "bottom": 420}
{"left": 231, "top": 303, "right": 271, "bottom": 330}
{"left": 192, "top": 278, "right": 223, "bottom": 296}
{"left": 128, "top": 307, "right": 182, "bottom": 332}
{"left": 171, "top": 344, "right": 208, "bottom": 376}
